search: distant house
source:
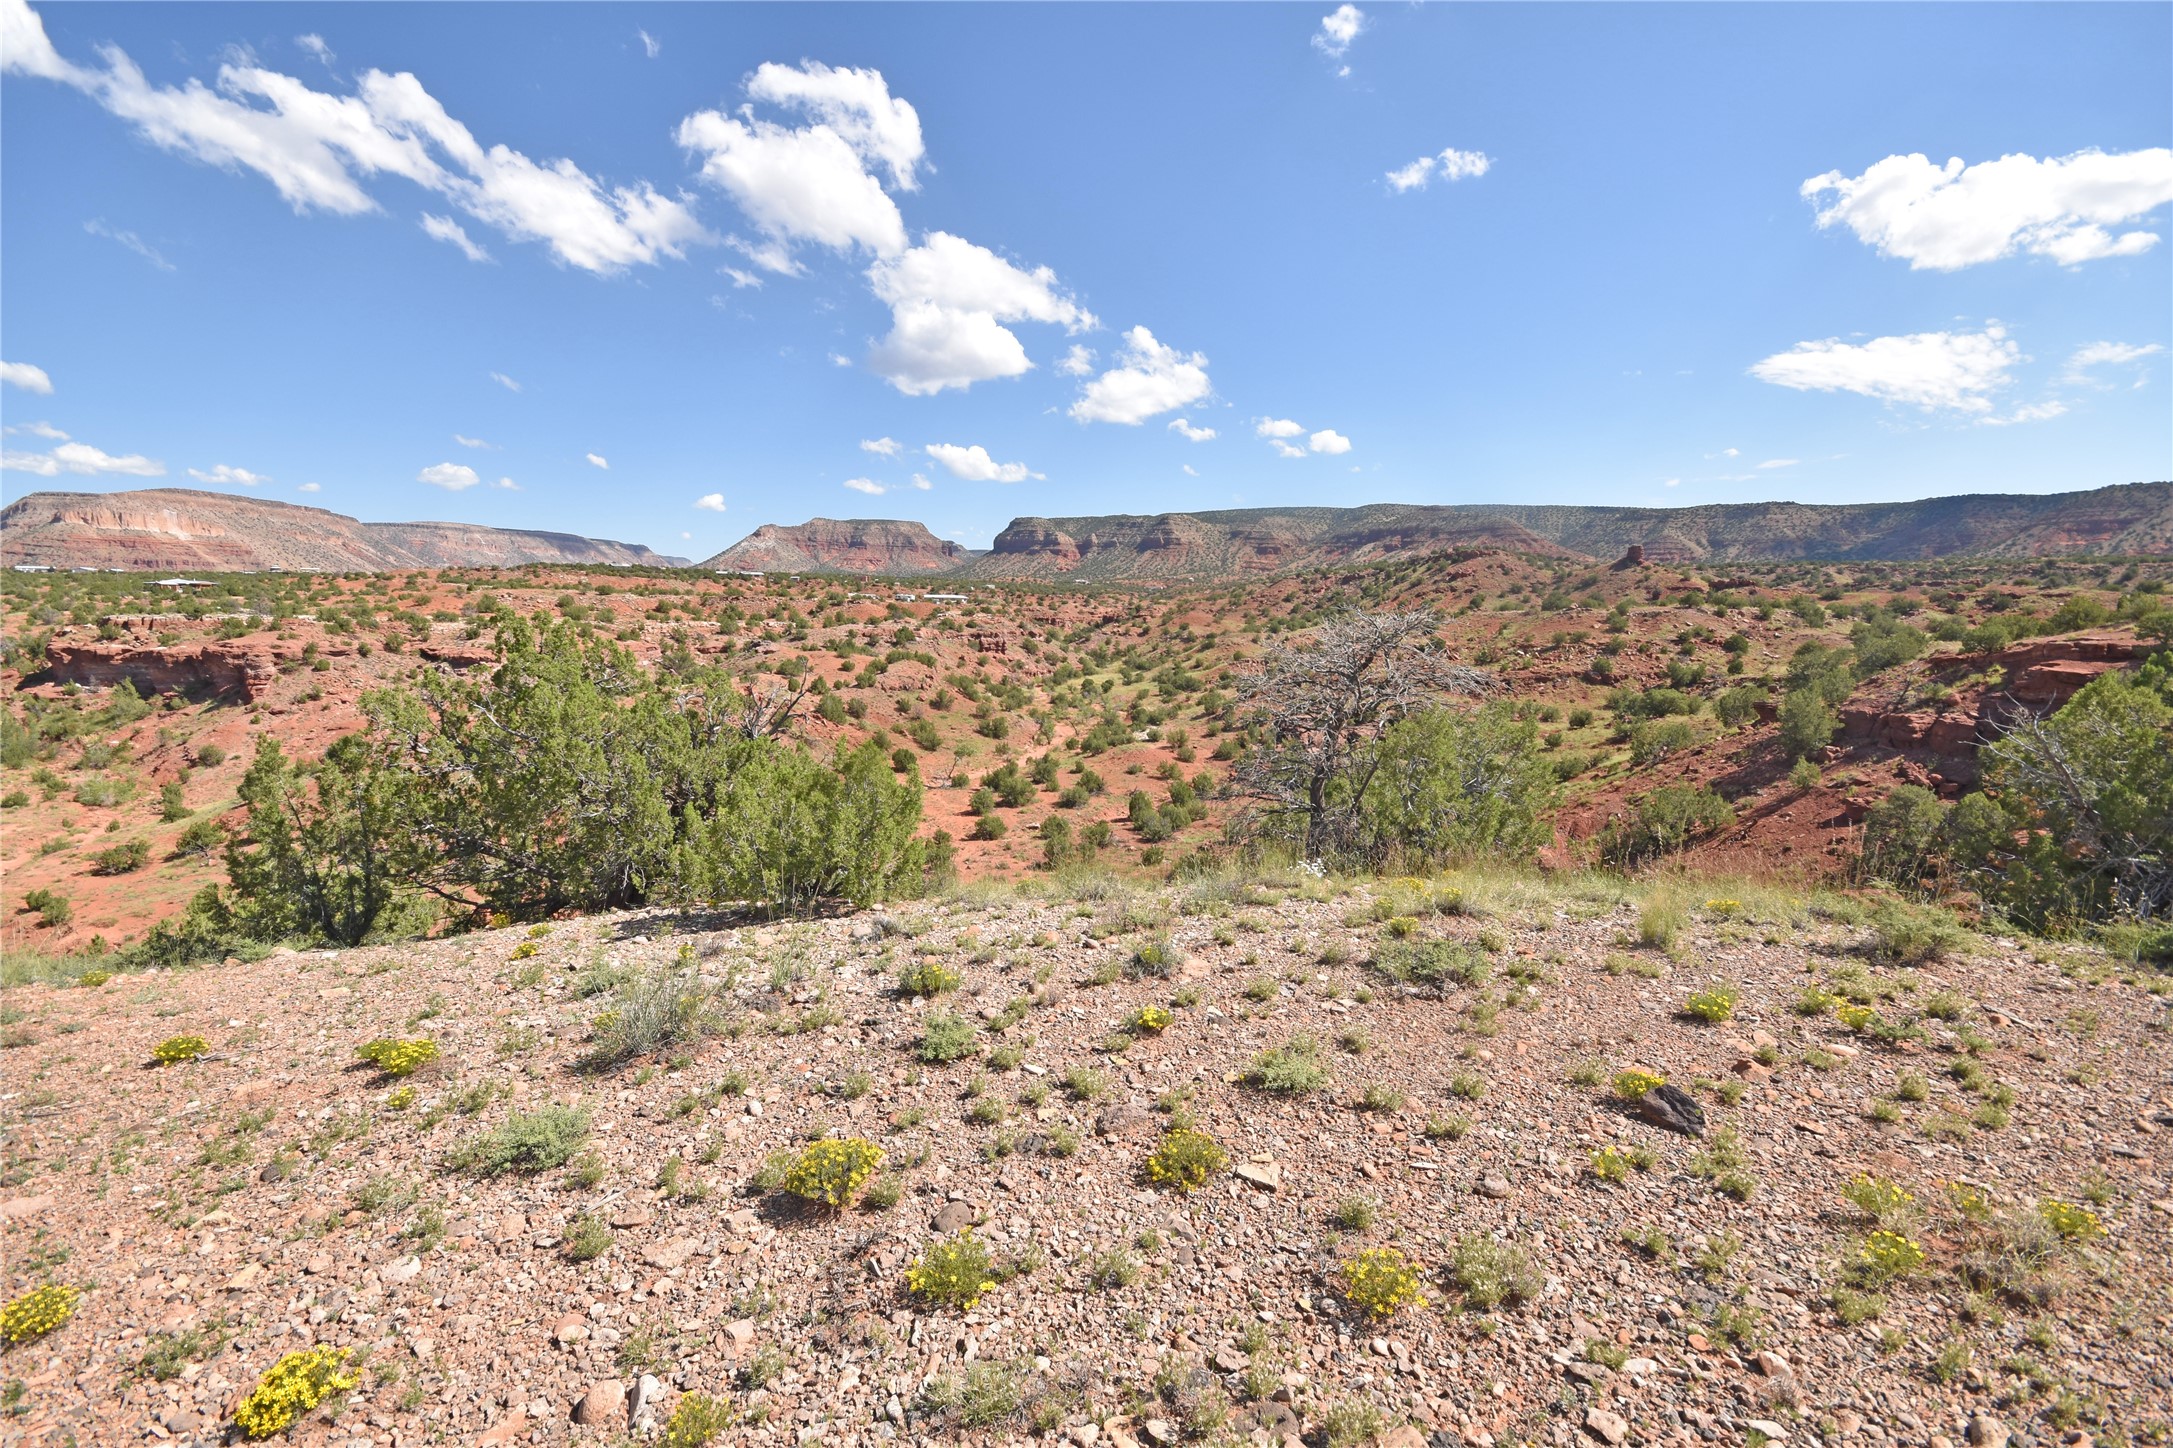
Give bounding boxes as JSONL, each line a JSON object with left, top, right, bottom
{"left": 924, "top": 593, "right": 968, "bottom": 603}
{"left": 893, "top": 592, "right": 919, "bottom": 602}
{"left": 10, "top": 564, "right": 52, "bottom": 573}
{"left": 153, "top": 578, "right": 215, "bottom": 588}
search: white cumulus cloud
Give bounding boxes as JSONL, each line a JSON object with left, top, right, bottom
{"left": 677, "top": 60, "right": 921, "bottom": 273}
{"left": 1750, "top": 326, "right": 2021, "bottom": 414}
{"left": 2, "top": 440, "right": 164, "bottom": 477}
{"left": 1271, "top": 441, "right": 1307, "bottom": 459}
{"left": 493, "top": 476, "right": 518, "bottom": 489}
{"left": 1313, "top": 4, "right": 1366, "bottom": 62}
{"left": 3, "top": 0, "right": 711, "bottom": 274}
{"left": 925, "top": 443, "right": 1041, "bottom": 483}
{"left": 417, "top": 461, "right": 480, "bottom": 490}
{"left": 585, "top": 452, "right": 609, "bottom": 470}
{"left": 1308, "top": 429, "right": 1352, "bottom": 455}
{"left": 296, "top": 481, "right": 321, "bottom": 492}
{"left": 693, "top": 492, "right": 727, "bottom": 511}
{"left": 187, "top": 464, "right": 270, "bottom": 486}
{"left": 910, "top": 473, "right": 932, "bottom": 490}
{"left": 1, "top": 360, "right": 53, "bottom": 394}
{"left": 860, "top": 436, "right": 902, "bottom": 457}
{"left": 1387, "top": 147, "right": 1492, "bottom": 192}
{"left": 843, "top": 477, "right": 886, "bottom": 495}
{"left": 1168, "top": 418, "right": 1216, "bottom": 442}
{"left": 420, "top": 213, "right": 491, "bottom": 262}
{"left": 867, "top": 231, "right": 1095, "bottom": 395}
{"left": 1255, "top": 418, "right": 1304, "bottom": 438}
{"left": 1802, "top": 148, "right": 2173, "bottom": 270}
{"left": 1069, "top": 327, "right": 1211, "bottom": 425}
{"left": 1057, "top": 344, "right": 1097, "bottom": 377}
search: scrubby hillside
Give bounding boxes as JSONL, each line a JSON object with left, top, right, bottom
{"left": 3, "top": 872, "right": 2168, "bottom": 1446}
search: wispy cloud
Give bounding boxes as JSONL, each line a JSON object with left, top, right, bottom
{"left": 187, "top": 463, "right": 270, "bottom": 486}
{"left": 489, "top": 371, "right": 522, "bottom": 392}
{"left": 84, "top": 218, "right": 174, "bottom": 270}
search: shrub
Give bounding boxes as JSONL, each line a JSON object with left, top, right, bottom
{"left": 1359, "top": 1083, "right": 1406, "bottom": 1113}
{"left": 0, "top": 1283, "right": 78, "bottom": 1344}
{"left": 1450, "top": 1235, "right": 1542, "bottom": 1310}
{"left": 1246, "top": 1034, "right": 1331, "bottom": 1094}
{"left": 2038, "top": 1199, "right": 2104, "bottom": 1242}
{"left": 1611, "top": 1068, "right": 1664, "bottom": 1101}
{"left": 1131, "top": 1004, "right": 1173, "bottom": 1033}
{"left": 1130, "top": 932, "right": 1183, "bottom": 977}
{"left": 194, "top": 743, "right": 227, "bottom": 767}
{"left": 1341, "top": 1246, "right": 1424, "bottom": 1318}
{"left": 91, "top": 838, "right": 151, "bottom": 874}
{"left": 918, "top": 1361, "right": 1023, "bottom": 1429}
{"left": 661, "top": 1392, "right": 736, "bottom": 1448}
{"left": 781, "top": 1137, "right": 883, "bottom": 1208}
{"left": 1598, "top": 785, "right": 1735, "bottom": 865}
{"left": 1777, "top": 688, "right": 1838, "bottom": 760}
{"left": 582, "top": 956, "right": 717, "bottom": 1068}
{"left": 916, "top": 1009, "right": 980, "bottom": 1064}
{"left": 1842, "top": 1175, "right": 1918, "bottom": 1232}
{"left": 1850, "top": 1231, "right": 1927, "bottom": 1287}
{"left": 898, "top": 958, "right": 962, "bottom": 997}
{"left": 1371, "top": 938, "right": 1489, "bottom": 994}
{"left": 173, "top": 816, "right": 226, "bottom": 857}
{"left": 234, "top": 1346, "right": 360, "bottom": 1439}
{"left": 450, "top": 1104, "right": 591, "bottom": 1175}
{"left": 1683, "top": 982, "right": 1740, "bottom": 1022}
{"left": 1628, "top": 717, "right": 1700, "bottom": 766}
{"left": 152, "top": 1035, "right": 208, "bottom": 1066}
{"left": 1867, "top": 900, "right": 1962, "bottom": 963}
{"left": 355, "top": 1037, "right": 439, "bottom": 1077}
{"left": 1144, "top": 1129, "right": 1228, "bottom": 1193}
{"left": 563, "top": 1213, "right": 614, "bottom": 1261}
{"left": 905, "top": 1231, "right": 997, "bottom": 1311}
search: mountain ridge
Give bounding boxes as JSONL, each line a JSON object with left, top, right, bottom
{"left": 709, "top": 482, "right": 2173, "bottom": 581}
{"left": 0, "top": 488, "right": 690, "bottom": 572}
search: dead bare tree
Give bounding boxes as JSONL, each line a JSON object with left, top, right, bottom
{"left": 1229, "top": 610, "right": 1494, "bottom": 858}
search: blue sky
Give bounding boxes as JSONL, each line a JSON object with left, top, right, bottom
{"left": 2, "top": 1, "right": 2168, "bottom": 559}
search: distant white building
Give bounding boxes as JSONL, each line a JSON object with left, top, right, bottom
{"left": 924, "top": 593, "right": 968, "bottom": 603}
{"left": 153, "top": 578, "right": 214, "bottom": 588}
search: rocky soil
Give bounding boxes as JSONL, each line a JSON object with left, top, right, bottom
{"left": 4, "top": 874, "right": 2169, "bottom": 1448}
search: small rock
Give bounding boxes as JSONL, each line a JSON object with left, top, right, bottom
{"left": 723, "top": 1318, "right": 756, "bottom": 1349}
{"left": 572, "top": 1380, "right": 625, "bottom": 1426}
{"left": 380, "top": 1254, "right": 422, "bottom": 1285}
{"left": 1968, "top": 1416, "right": 2011, "bottom": 1448}
{"left": 1234, "top": 1162, "right": 1283, "bottom": 1192}
{"left": 1096, "top": 1105, "right": 1152, "bottom": 1138}
{"left": 934, "top": 1201, "right": 979, "bottom": 1233}
{"left": 1753, "top": 1350, "right": 1792, "bottom": 1378}
{"left": 1144, "top": 1419, "right": 1177, "bottom": 1445}
{"left": 1069, "top": 1425, "right": 1101, "bottom": 1446}
{"left": 1378, "top": 1428, "right": 1427, "bottom": 1448}
{"left": 1635, "top": 1083, "right": 1706, "bottom": 1136}
{"left": 630, "top": 1373, "right": 664, "bottom": 1426}
{"left": 642, "top": 1237, "right": 696, "bottom": 1270}
{"left": 552, "top": 1313, "right": 590, "bottom": 1346}
{"left": 611, "top": 1205, "right": 654, "bottom": 1229}
{"left": 1747, "top": 1422, "right": 1789, "bottom": 1441}
{"left": 1584, "top": 1407, "right": 1628, "bottom": 1445}
{"left": 477, "top": 1408, "right": 528, "bottom": 1448}
{"left": 490, "top": 1211, "right": 527, "bottom": 1242}
{"left": 1477, "top": 1173, "right": 1512, "bottom": 1199}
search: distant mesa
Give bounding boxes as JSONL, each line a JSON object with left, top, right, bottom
{"left": 0, "top": 488, "right": 689, "bottom": 572}
{"left": 707, "top": 484, "right": 2171, "bottom": 582}
{"left": 698, "top": 518, "right": 967, "bottom": 576}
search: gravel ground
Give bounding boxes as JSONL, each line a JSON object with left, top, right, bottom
{"left": 3, "top": 873, "right": 2169, "bottom": 1448}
